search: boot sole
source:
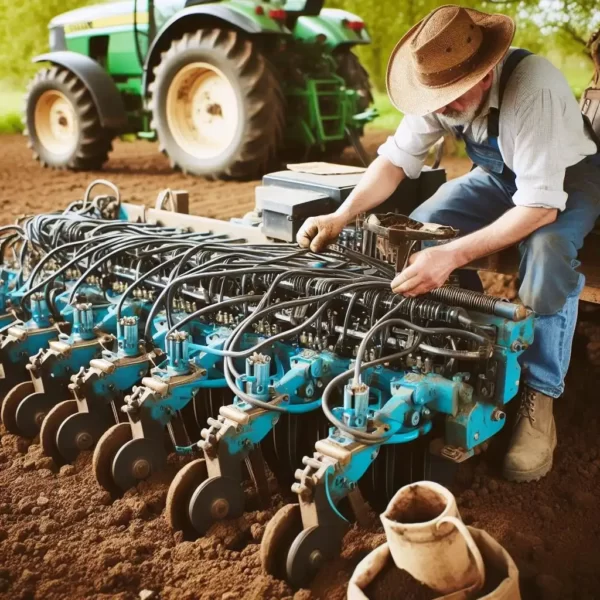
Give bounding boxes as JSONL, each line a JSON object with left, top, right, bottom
{"left": 502, "top": 424, "right": 557, "bottom": 483}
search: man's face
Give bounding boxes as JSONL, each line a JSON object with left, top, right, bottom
{"left": 434, "top": 72, "right": 494, "bottom": 126}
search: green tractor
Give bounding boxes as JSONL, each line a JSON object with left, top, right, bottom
{"left": 24, "top": 0, "right": 376, "bottom": 179}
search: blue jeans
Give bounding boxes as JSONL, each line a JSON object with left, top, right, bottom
{"left": 410, "top": 159, "right": 600, "bottom": 398}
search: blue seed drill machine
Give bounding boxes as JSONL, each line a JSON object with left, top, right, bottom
{"left": 0, "top": 172, "right": 533, "bottom": 587}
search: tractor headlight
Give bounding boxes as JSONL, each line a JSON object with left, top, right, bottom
{"left": 49, "top": 26, "right": 66, "bottom": 52}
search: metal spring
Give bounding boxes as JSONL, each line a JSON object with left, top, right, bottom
{"left": 398, "top": 297, "right": 447, "bottom": 322}
{"left": 428, "top": 286, "right": 499, "bottom": 315}
{"left": 286, "top": 275, "right": 311, "bottom": 295}
{"left": 309, "top": 278, "right": 338, "bottom": 297}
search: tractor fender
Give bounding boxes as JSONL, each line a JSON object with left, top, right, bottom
{"left": 32, "top": 51, "right": 128, "bottom": 131}
{"left": 143, "top": 4, "right": 290, "bottom": 94}
{"left": 294, "top": 9, "right": 371, "bottom": 51}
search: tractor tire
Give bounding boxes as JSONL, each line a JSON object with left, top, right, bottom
{"left": 335, "top": 49, "right": 374, "bottom": 113}
{"left": 149, "top": 29, "right": 285, "bottom": 179}
{"left": 23, "top": 66, "right": 113, "bottom": 170}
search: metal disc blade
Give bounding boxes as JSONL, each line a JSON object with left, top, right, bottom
{"left": 165, "top": 458, "right": 208, "bottom": 537}
{"left": 112, "top": 437, "right": 166, "bottom": 492}
{"left": 15, "top": 392, "right": 55, "bottom": 438}
{"left": 286, "top": 525, "right": 344, "bottom": 588}
{"left": 56, "top": 409, "right": 112, "bottom": 463}
{"left": 260, "top": 503, "right": 302, "bottom": 578}
{"left": 40, "top": 399, "right": 78, "bottom": 465}
{"left": 188, "top": 475, "right": 244, "bottom": 536}
{"left": 92, "top": 423, "right": 132, "bottom": 495}
{"left": 1, "top": 380, "right": 35, "bottom": 433}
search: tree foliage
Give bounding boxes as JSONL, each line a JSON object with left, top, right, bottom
{"left": 332, "top": 0, "right": 597, "bottom": 89}
{"left": 0, "top": 0, "right": 597, "bottom": 89}
{"left": 0, "top": 0, "right": 95, "bottom": 86}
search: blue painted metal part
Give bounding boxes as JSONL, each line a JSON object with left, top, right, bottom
{"left": 117, "top": 316, "right": 140, "bottom": 357}
{"left": 300, "top": 310, "right": 534, "bottom": 516}
{"left": 469, "top": 311, "right": 535, "bottom": 405}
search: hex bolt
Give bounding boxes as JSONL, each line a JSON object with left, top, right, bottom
{"left": 309, "top": 549, "right": 324, "bottom": 568}
{"left": 211, "top": 498, "right": 230, "bottom": 520}
{"left": 75, "top": 432, "right": 93, "bottom": 450}
{"left": 132, "top": 458, "right": 151, "bottom": 480}
{"left": 492, "top": 409, "right": 506, "bottom": 421}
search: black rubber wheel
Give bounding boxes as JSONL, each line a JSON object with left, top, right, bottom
{"left": 320, "top": 49, "right": 374, "bottom": 158}
{"left": 335, "top": 49, "right": 374, "bottom": 112}
{"left": 149, "top": 29, "right": 285, "bottom": 179}
{"left": 260, "top": 503, "right": 302, "bottom": 579}
{"left": 40, "top": 399, "right": 78, "bottom": 465}
{"left": 165, "top": 458, "right": 208, "bottom": 537}
{"left": 24, "top": 66, "right": 114, "bottom": 170}
{"left": 1, "top": 381, "right": 35, "bottom": 434}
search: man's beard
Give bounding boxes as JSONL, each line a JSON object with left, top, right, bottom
{"left": 440, "top": 101, "right": 482, "bottom": 127}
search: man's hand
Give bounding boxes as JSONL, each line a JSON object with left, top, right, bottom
{"left": 391, "top": 245, "right": 459, "bottom": 296}
{"left": 296, "top": 213, "right": 348, "bottom": 252}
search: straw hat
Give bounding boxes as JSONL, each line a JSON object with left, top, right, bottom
{"left": 387, "top": 5, "right": 515, "bottom": 116}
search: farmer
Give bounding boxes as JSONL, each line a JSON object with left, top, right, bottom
{"left": 296, "top": 5, "right": 600, "bottom": 482}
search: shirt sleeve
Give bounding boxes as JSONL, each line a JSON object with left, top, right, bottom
{"left": 377, "top": 114, "right": 445, "bottom": 179}
{"left": 511, "top": 89, "right": 569, "bottom": 211}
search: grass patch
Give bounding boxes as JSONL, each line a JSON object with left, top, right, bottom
{"left": 366, "top": 90, "right": 402, "bottom": 132}
{"left": 0, "top": 87, "right": 24, "bottom": 134}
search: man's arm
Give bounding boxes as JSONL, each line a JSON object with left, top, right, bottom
{"left": 392, "top": 206, "right": 557, "bottom": 295}
{"left": 296, "top": 156, "right": 406, "bottom": 252}
{"left": 297, "top": 114, "right": 445, "bottom": 252}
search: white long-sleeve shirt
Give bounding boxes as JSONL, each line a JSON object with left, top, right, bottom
{"left": 377, "top": 49, "right": 597, "bottom": 211}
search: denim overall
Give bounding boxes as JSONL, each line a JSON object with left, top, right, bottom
{"left": 410, "top": 50, "right": 600, "bottom": 398}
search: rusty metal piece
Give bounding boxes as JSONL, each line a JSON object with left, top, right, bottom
{"left": 361, "top": 213, "right": 458, "bottom": 272}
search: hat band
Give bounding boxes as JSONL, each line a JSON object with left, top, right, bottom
{"left": 415, "top": 48, "right": 482, "bottom": 88}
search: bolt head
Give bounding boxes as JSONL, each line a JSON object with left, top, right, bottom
{"left": 309, "top": 549, "right": 323, "bottom": 567}
{"left": 75, "top": 431, "right": 93, "bottom": 450}
{"left": 132, "top": 458, "right": 151, "bottom": 480}
{"left": 211, "top": 498, "right": 230, "bottom": 520}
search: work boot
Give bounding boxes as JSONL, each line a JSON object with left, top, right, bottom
{"left": 502, "top": 386, "right": 557, "bottom": 482}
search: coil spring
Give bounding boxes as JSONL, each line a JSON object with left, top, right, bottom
{"left": 397, "top": 297, "right": 450, "bottom": 322}
{"left": 309, "top": 278, "right": 339, "bottom": 297}
{"left": 428, "top": 286, "right": 499, "bottom": 315}
{"left": 288, "top": 275, "right": 311, "bottom": 295}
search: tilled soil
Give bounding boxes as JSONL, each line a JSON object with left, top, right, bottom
{"left": 0, "top": 132, "right": 470, "bottom": 222}
{"left": 1, "top": 132, "right": 600, "bottom": 599}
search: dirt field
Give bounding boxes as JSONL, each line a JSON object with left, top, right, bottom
{"left": 0, "top": 132, "right": 470, "bottom": 221}
{"left": 1, "top": 132, "right": 600, "bottom": 600}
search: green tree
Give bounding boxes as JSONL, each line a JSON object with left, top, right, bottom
{"left": 0, "top": 0, "right": 96, "bottom": 85}
{"left": 332, "top": 0, "right": 596, "bottom": 90}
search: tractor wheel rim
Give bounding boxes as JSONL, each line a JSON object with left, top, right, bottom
{"left": 34, "top": 90, "right": 78, "bottom": 155}
{"left": 166, "top": 62, "right": 239, "bottom": 159}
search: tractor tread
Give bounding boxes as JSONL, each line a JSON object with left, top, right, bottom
{"left": 23, "top": 66, "right": 115, "bottom": 171}
{"left": 150, "top": 28, "right": 285, "bottom": 179}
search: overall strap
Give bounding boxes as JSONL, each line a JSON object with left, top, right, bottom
{"left": 488, "top": 49, "right": 533, "bottom": 138}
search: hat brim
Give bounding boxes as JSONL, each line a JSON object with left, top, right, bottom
{"left": 386, "top": 8, "right": 516, "bottom": 117}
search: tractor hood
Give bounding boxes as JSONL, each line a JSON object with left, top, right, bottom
{"left": 49, "top": 0, "right": 185, "bottom": 31}
{"left": 49, "top": 1, "right": 137, "bottom": 29}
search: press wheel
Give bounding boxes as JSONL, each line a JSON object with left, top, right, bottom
{"left": 1, "top": 381, "right": 34, "bottom": 433}
{"left": 56, "top": 409, "right": 112, "bottom": 463}
{"left": 165, "top": 458, "right": 208, "bottom": 537}
{"left": 40, "top": 399, "right": 77, "bottom": 465}
{"left": 93, "top": 423, "right": 132, "bottom": 494}
{"left": 112, "top": 437, "right": 167, "bottom": 492}
{"left": 15, "top": 392, "right": 55, "bottom": 437}
{"left": 188, "top": 475, "right": 244, "bottom": 536}
{"left": 286, "top": 525, "right": 344, "bottom": 588}
{"left": 260, "top": 503, "right": 302, "bottom": 578}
